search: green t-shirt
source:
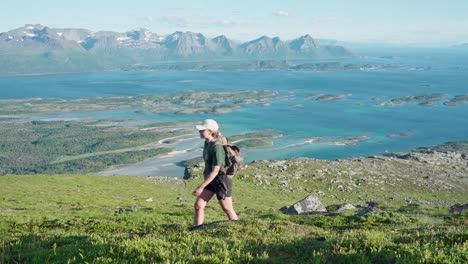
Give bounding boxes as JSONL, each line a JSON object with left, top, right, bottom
{"left": 203, "top": 141, "right": 226, "bottom": 177}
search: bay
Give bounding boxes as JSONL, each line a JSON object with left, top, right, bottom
{"left": 1, "top": 48, "right": 467, "bottom": 177}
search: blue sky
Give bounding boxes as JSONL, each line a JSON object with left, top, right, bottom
{"left": 2, "top": 0, "right": 468, "bottom": 44}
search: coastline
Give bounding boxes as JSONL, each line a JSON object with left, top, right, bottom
{"left": 1, "top": 65, "right": 467, "bottom": 176}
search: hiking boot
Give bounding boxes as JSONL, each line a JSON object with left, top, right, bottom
{"left": 187, "top": 224, "right": 204, "bottom": 231}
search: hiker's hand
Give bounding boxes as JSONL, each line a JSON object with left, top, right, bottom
{"left": 193, "top": 186, "right": 204, "bottom": 196}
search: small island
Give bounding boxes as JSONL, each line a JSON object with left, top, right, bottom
{"left": 381, "top": 93, "right": 446, "bottom": 106}
{"left": 235, "top": 138, "right": 274, "bottom": 149}
{"left": 289, "top": 104, "right": 303, "bottom": 108}
{"left": 0, "top": 90, "right": 280, "bottom": 115}
{"left": 380, "top": 93, "right": 468, "bottom": 107}
{"left": 228, "top": 131, "right": 283, "bottom": 142}
{"left": 316, "top": 94, "right": 352, "bottom": 101}
{"left": 443, "top": 95, "right": 468, "bottom": 106}
{"left": 306, "top": 93, "right": 324, "bottom": 99}
{"left": 332, "top": 136, "right": 371, "bottom": 146}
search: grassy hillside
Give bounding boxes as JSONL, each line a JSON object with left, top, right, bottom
{"left": 1, "top": 153, "right": 466, "bottom": 263}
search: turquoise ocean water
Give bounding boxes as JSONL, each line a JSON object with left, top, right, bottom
{"left": 1, "top": 48, "right": 467, "bottom": 176}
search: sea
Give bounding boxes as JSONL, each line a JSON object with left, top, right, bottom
{"left": 1, "top": 47, "right": 467, "bottom": 177}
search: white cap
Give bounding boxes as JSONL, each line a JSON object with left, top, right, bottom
{"left": 196, "top": 119, "right": 219, "bottom": 131}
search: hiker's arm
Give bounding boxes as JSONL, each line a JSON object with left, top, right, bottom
{"left": 193, "top": 165, "right": 221, "bottom": 196}
{"left": 200, "top": 165, "right": 221, "bottom": 188}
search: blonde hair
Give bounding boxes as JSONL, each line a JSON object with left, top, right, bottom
{"left": 211, "top": 130, "right": 222, "bottom": 138}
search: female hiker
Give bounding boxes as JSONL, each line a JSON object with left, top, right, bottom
{"left": 191, "top": 119, "right": 238, "bottom": 229}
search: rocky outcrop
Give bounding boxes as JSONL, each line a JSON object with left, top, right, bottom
{"left": 384, "top": 150, "right": 467, "bottom": 165}
{"left": 183, "top": 166, "right": 203, "bottom": 180}
{"left": 232, "top": 148, "right": 467, "bottom": 208}
{"left": 184, "top": 144, "right": 467, "bottom": 210}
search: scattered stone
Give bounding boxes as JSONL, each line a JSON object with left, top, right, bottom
{"left": 337, "top": 203, "right": 356, "bottom": 212}
{"left": 355, "top": 206, "right": 382, "bottom": 216}
{"left": 280, "top": 195, "right": 327, "bottom": 215}
{"left": 184, "top": 145, "right": 467, "bottom": 208}
{"left": 316, "top": 190, "right": 325, "bottom": 196}
{"left": 144, "top": 175, "right": 185, "bottom": 184}
{"left": 326, "top": 203, "right": 357, "bottom": 213}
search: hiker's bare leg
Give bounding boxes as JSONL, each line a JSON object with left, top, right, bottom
{"left": 219, "top": 197, "right": 238, "bottom": 221}
{"left": 194, "top": 189, "right": 215, "bottom": 225}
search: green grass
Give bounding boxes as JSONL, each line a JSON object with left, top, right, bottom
{"left": 50, "top": 153, "right": 97, "bottom": 164}
{"left": 0, "top": 174, "right": 466, "bottom": 263}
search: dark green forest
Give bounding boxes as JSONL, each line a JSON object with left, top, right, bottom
{"left": 0, "top": 120, "right": 191, "bottom": 174}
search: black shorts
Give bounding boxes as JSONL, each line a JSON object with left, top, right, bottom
{"left": 204, "top": 174, "right": 232, "bottom": 200}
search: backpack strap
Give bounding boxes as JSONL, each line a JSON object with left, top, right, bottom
{"left": 214, "top": 137, "right": 229, "bottom": 145}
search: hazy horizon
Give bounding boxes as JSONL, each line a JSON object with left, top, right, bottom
{"left": 2, "top": 0, "right": 468, "bottom": 47}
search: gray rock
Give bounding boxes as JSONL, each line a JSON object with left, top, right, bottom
{"left": 326, "top": 203, "right": 357, "bottom": 213}
{"left": 449, "top": 203, "right": 468, "bottom": 214}
{"left": 337, "top": 203, "right": 356, "bottom": 212}
{"left": 355, "top": 206, "right": 382, "bottom": 216}
{"left": 281, "top": 195, "right": 327, "bottom": 215}
{"left": 144, "top": 176, "right": 185, "bottom": 184}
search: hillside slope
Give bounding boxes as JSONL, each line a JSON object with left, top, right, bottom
{"left": 0, "top": 150, "right": 466, "bottom": 263}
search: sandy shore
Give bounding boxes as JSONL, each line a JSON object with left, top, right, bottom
{"left": 95, "top": 134, "right": 201, "bottom": 177}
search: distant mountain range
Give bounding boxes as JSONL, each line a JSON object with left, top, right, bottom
{"left": 0, "top": 24, "right": 353, "bottom": 75}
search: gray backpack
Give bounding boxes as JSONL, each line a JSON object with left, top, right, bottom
{"left": 215, "top": 137, "right": 243, "bottom": 176}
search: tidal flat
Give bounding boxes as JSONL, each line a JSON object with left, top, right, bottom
{"left": 0, "top": 116, "right": 285, "bottom": 177}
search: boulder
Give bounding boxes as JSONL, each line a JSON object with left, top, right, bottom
{"left": 280, "top": 195, "right": 327, "bottom": 215}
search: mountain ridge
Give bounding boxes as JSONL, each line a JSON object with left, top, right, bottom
{"left": 0, "top": 24, "right": 353, "bottom": 75}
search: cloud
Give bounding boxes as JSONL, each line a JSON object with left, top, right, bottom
{"left": 273, "top": 10, "right": 289, "bottom": 17}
